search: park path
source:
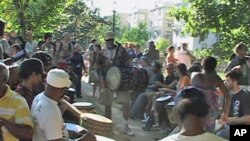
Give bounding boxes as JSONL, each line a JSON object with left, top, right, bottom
{"left": 74, "top": 76, "right": 166, "bottom": 141}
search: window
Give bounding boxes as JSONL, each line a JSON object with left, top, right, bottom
{"left": 202, "top": 43, "right": 208, "bottom": 49}
{"left": 167, "top": 21, "right": 172, "bottom": 27}
{"left": 165, "top": 31, "right": 172, "bottom": 39}
{"left": 140, "top": 14, "right": 145, "bottom": 20}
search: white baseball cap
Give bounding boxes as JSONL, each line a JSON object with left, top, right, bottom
{"left": 46, "top": 68, "right": 71, "bottom": 88}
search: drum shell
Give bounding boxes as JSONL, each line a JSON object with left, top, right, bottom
{"left": 80, "top": 113, "right": 113, "bottom": 137}
{"left": 165, "top": 102, "right": 177, "bottom": 125}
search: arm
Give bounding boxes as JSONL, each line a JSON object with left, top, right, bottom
{"left": 187, "top": 50, "right": 195, "bottom": 62}
{"left": 228, "top": 116, "right": 250, "bottom": 125}
{"left": 0, "top": 118, "right": 33, "bottom": 140}
{"left": 224, "top": 59, "right": 237, "bottom": 73}
{"left": 218, "top": 77, "right": 231, "bottom": 121}
{"left": 155, "top": 80, "right": 178, "bottom": 89}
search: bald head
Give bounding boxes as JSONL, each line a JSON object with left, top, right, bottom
{"left": 166, "top": 63, "right": 175, "bottom": 75}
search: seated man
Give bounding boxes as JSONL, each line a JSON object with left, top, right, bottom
{"left": 217, "top": 70, "right": 250, "bottom": 140}
{"left": 160, "top": 87, "right": 226, "bottom": 141}
{"left": 31, "top": 68, "right": 71, "bottom": 140}
{"left": 131, "top": 61, "right": 164, "bottom": 119}
{"left": 0, "top": 63, "right": 33, "bottom": 141}
{"left": 148, "top": 63, "right": 178, "bottom": 130}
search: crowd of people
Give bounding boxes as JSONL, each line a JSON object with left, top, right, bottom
{"left": 1, "top": 16, "right": 250, "bottom": 141}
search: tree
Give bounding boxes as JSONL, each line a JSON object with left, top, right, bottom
{"left": 156, "top": 37, "right": 169, "bottom": 52}
{"left": 119, "top": 23, "right": 149, "bottom": 47}
{"left": 0, "top": 0, "right": 75, "bottom": 39}
{"left": 54, "top": 0, "right": 106, "bottom": 46}
{"left": 169, "top": 0, "right": 250, "bottom": 60}
{"left": 0, "top": 0, "right": 104, "bottom": 42}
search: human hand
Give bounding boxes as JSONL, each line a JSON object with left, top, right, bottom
{"left": 155, "top": 81, "right": 162, "bottom": 87}
{"left": 159, "top": 88, "right": 171, "bottom": 92}
{"left": 219, "top": 112, "right": 229, "bottom": 125}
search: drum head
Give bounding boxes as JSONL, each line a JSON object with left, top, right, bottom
{"left": 73, "top": 102, "right": 94, "bottom": 108}
{"left": 65, "top": 123, "right": 86, "bottom": 133}
{"left": 81, "top": 113, "right": 112, "bottom": 124}
{"left": 95, "top": 135, "right": 116, "bottom": 141}
{"left": 68, "top": 88, "right": 76, "bottom": 92}
{"left": 106, "top": 67, "right": 121, "bottom": 90}
{"left": 156, "top": 96, "right": 172, "bottom": 102}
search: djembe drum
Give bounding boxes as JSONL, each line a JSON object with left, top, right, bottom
{"left": 73, "top": 102, "right": 96, "bottom": 113}
{"left": 165, "top": 101, "right": 178, "bottom": 126}
{"left": 80, "top": 113, "right": 113, "bottom": 137}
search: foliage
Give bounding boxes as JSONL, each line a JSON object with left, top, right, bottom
{"left": 54, "top": 1, "right": 106, "bottom": 46}
{"left": 155, "top": 37, "right": 170, "bottom": 52}
{"left": 0, "top": 0, "right": 106, "bottom": 43}
{"left": 169, "top": 0, "right": 250, "bottom": 61}
{"left": 119, "top": 23, "right": 150, "bottom": 48}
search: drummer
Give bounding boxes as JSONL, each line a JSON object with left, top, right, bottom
{"left": 31, "top": 68, "right": 71, "bottom": 140}
{"left": 99, "top": 31, "right": 135, "bottom": 136}
{"left": 16, "top": 58, "right": 45, "bottom": 108}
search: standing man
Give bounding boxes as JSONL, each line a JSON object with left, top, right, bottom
{"left": 57, "top": 32, "right": 73, "bottom": 70}
{"left": 0, "top": 63, "right": 33, "bottom": 141}
{"left": 99, "top": 31, "right": 134, "bottom": 136}
{"left": 225, "top": 42, "right": 250, "bottom": 86}
{"left": 70, "top": 43, "right": 85, "bottom": 98}
{"left": 83, "top": 38, "right": 97, "bottom": 79}
{"left": 25, "top": 31, "right": 37, "bottom": 57}
{"left": 143, "top": 41, "right": 159, "bottom": 64}
{"left": 31, "top": 68, "right": 71, "bottom": 140}
{"left": 175, "top": 43, "right": 195, "bottom": 69}
{"left": 40, "top": 33, "right": 56, "bottom": 66}
{"left": 0, "top": 19, "right": 5, "bottom": 59}
{"left": 0, "top": 19, "right": 11, "bottom": 59}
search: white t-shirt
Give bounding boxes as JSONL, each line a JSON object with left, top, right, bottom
{"left": 31, "top": 93, "right": 67, "bottom": 141}
{"left": 159, "top": 132, "right": 227, "bottom": 141}
{"left": 25, "top": 40, "right": 37, "bottom": 55}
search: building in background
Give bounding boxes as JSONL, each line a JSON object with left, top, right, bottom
{"left": 127, "top": 8, "right": 149, "bottom": 28}
{"left": 117, "top": 13, "right": 129, "bottom": 28}
{"left": 148, "top": 1, "right": 175, "bottom": 44}
{"left": 172, "top": 2, "right": 218, "bottom": 50}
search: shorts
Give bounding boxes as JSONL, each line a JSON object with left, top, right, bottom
{"left": 99, "top": 88, "right": 131, "bottom": 106}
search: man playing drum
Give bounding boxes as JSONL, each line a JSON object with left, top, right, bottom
{"left": 99, "top": 31, "right": 134, "bottom": 136}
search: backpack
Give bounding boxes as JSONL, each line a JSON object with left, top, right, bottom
{"left": 129, "top": 67, "right": 149, "bottom": 91}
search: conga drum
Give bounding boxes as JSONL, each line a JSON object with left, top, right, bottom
{"left": 80, "top": 113, "right": 113, "bottom": 137}
{"left": 165, "top": 101, "right": 177, "bottom": 126}
{"left": 65, "top": 123, "right": 87, "bottom": 140}
{"left": 73, "top": 102, "right": 96, "bottom": 113}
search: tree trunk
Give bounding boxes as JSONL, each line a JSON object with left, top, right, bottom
{"left": 14, "top": 0, "right": 26, "bottom": 39}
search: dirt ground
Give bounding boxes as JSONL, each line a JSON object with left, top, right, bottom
{"left": 74, "top": 76, "right": 167, "bottom": 141}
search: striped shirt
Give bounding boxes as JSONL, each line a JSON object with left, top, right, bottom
{"left": 0, "top": 85, "right": 33, "bottom": 141}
